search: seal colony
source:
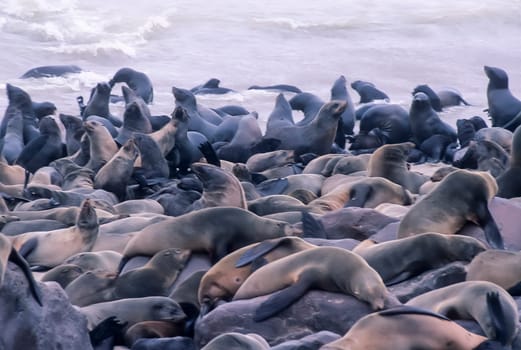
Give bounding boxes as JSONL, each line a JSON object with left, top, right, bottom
{"left": 0, "top": 64, "right": 521, "bottom": 349}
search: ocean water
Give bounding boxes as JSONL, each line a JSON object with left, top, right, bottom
{"left": 0, "top": 0, "right": 520, "bottom": 129}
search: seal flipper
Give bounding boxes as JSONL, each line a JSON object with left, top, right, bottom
{"left": 117, "top": 256, "right": 130, "bottom": 275}
{"left": 506, "top": 280, "right": 521, "bottom": 296}
{"left": 378, "top": 305, "right": 450, "bottom": 321}
{"left": 250, "top": 257, "right": 269, "bottom": 272}
{"left": 474, "top": 201, "right": 504, "bottom": 250}
{"left": 486, "top": 291, "right": 510, "bottom": 345}
{"left": 9, "top": 247, "right": 43, "bottom": 306}
{"left": 344, "top": 184, "right": 372, "bottom": 208}
{"left": 198, "top": 141, "right": 221, "bottom": 168}
{"left": 384, "top": 271, "right": 415, "bottom": 286}
{"left": 89, "top": 316, "right": 127, "bottom": 347}
{"left": 253, "top": 275, "right": 312, "bottom": 322}
{"left": 301, "top": 212, "right": 327, "bottom": 239}
{"left": 235, "top": 238, "right": 292, "bottom": 268}
{"left": 18, "top": 237, "right": 38, "bottom": 260}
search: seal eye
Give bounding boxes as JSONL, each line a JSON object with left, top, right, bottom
{"left": 234, "top": 277, "right": 242, "bottom": 283}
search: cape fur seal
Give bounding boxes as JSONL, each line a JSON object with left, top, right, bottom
{"left": 321, "top": 305, "right": 500, "bottom": 350}
{"left": 233, "top": 246, "right": 388, "bottom": 321}
{"left": 119, "top": 207, "right": 302, "bottom": 268}
{"left": 397, "top": 169, "right": 504, "bottom": 250}
{"left": 11, "top": 198, "right": 99, "bottom": 268}
{"left": 406, "top": 281, "right": 518, "bottom": 345}
{"left": 484, "top": 65, "right": 521, "bottom": 130}
{"left": 198, "top": 236, "right": 315, "bottom": 314}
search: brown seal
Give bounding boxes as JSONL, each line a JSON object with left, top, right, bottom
{"left": 466, "top": 249, "right": 521, "bottom": 294}
{"left": 397, "top": 169, "right": 504, "bottom": 250}
{"left": 406, "top": 281, "right": 519, "bottom": 345}
{"left": 321, "top": 306, "right": 493, "bottom": 350}
{"left": 65, "top": 269, "right": 117, "bottom": 306}
{"left": 233, "top": 246, "right": 388, "bottom": 321}
{"left": 354, "top": 233, "right": 486, "bottom": 285}
{"left": 79, "top": 296, "right": 185, "bottom": 332}
{"left": 11, "top": 198, "right": 99, "bottom": 268}
{"left": 119, "top": 207, "right": 301, "bottom": 268}
{"left": 198, "top": 236, "right": 315, "bottom": 314}
{"left": 94, "top": 138, "right": 139, "bottom": 201}
{"left": 188, "top": 163, "right": 247, "bottom": 211}
{"left": 83, "top": 120, "right": 119, "bottom": 172}
{"left": 123, "top": 320, "right": 184, "bottom": 347}
{"left": 367, "top": 142, "right": 429, "bottom": 193}
{"left": 113, "top": 248, "right": 191, "bottom": 299}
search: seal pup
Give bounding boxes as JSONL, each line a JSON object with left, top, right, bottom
{"left": 11, "top": 198, "right": 99, "bottom": 268}
{"left": 119, "top": 206, "right": 301, "bottom": 268}
{"left": 406, "top": 281, "right": 519, "bottom": 345}
{"left": 82, "top": 82, "right": 122, "bottom": 127}
{"left": 64, "top": 250, "right": 122, "bottom": 273}
{"left": 123, "top": 320, "right": 185, "bottom": 347}
{"left": 80, "top": 296, "right": 185, "bottom": 332}
{"left": 198, "top": 236, "right": 316, "bottom": 314}
{"left": 1, "top": 105, "right": 24, "bottom": 164}
{"left": 84, "top": 120, "right": 119, "bottom": 172}
{"left": 484, "top": 65, "right": 521, "bottom": 130}
{"left": 15, "top": 116, "right": 64, "bottom": 188}
{"left": 466, "top": 249, "right": 521, "bottom": 295}
{"left": 412, "top": 84, "right": 470, "bottom": 111}
{"left": 114, "top": 89, "right": 153, "bottom": 146}
{"left": 397, "top": 169, "right": 504, "bottom": 250}
{"left": 113, "top": 248, "right": 191, "bottom": 299}
{"left": 289, "top": 92, "right": 324, "bottom": 125}
{"left": 20, "top": 65, "right": 82, "bottom": 79}
{"left": 109, "top": 67, "right": 154, "bottom": 103}
{"left": 330, "top": 75, "right": 355, "bottom": 135}
{"left": 351, "top": 80, "right": 389, "bottom": 103}
{"left": 2, "top": 84, "right": 39, "bottom": 143}
{"left": 409, "top": 92, "right": 457, "bottom": 157}
{"left": 94, "top": 138, "right": 139, "bottom": 201}
{"left": 0, "top": 233, "right": 43, "bottom": 305}
{"left": 349, "top": 104, "right": 411, "bottom": 151}
{"left": 233, "top": 246, "right": 388, "bottom": 321}
{"left": 132, "top": 133, "right": 170, "bottom": 179}
{"left": 264, "top": 101, "right": 347, "bottom": 155}
{"left": 320, "top": 305, "right": 499, "bottom": 350}
{"left": 41, "top": 264, "right": 85, "bottom": 288}
{"left": 367, "top": 142, "right": 429, "bottom": 193}
{"left": 354, "top": 233, "right": 486, "bottom": 285}
{"left": 59, "top": 113, "right": 85, "bottom": 156}
{"left": 188, "top": 163, "right": 247, "bottom": 211}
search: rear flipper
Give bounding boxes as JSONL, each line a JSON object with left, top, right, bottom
{"left": 474, "top": 201, "right": 504, "bottom": 250}
{"left": 486, "top": 291, "right": 510, "bottom": 346}
{"left": 344, "top": 184, "right": 371, "bottom": 208}
{"left": 9, "top": 247, "right": 43, "bottom": 306}
{"left": 235, "top": 238, "right": 292, "bottom": 268}
{"left": 253, "top": 275, "right": 312, "bottom": 322}
{"left": 198, "top": 141, "right": 221, "bottom": 168}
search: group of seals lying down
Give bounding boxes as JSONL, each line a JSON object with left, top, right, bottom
{"left": 0, "top": 64, "right": 521, "bottom": 350}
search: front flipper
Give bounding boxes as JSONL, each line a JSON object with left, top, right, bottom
{"left": 486, "top": 291, "right": 509, "bottom": 345}
{"left": 9, "top": 247, "right": 43, "bottom": 306}
{"left": 253, "top": 275, "right": 312, "bottom": 322}
{"left": 475, "top": 201, "right": 504, "bottom": 250}
{"left": 18, "top": 237, "right": 38, "bottom": 261}
{"left": 344, "top": 183, "right": 372, "bottom": 208}
{"left": 235, "top": 238, "right": 291, "bottom": 268}
{"left": 198, "top": 141, "right": 221, "bottom": 168}
{"left": 301, "top": 212, "right": 327, "bottom": 239}
{"left": 379, "top": 305, "right": 450, "bottom": 321}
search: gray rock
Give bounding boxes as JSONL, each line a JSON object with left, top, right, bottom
{"left": 194, "top": 290, "right": 398, "bottom": 348}
{"left": 0, "top": 261, "right": 92, "bottom": 350}
{"left": 388, "top": 262, "right": 468, "bottom": 303}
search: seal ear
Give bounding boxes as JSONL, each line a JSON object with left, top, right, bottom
{"left": 301, "top": 212, "right": 327, "bottom": 239}
{"left": 253, "top": 274, "right": 312, "bottom": 322}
